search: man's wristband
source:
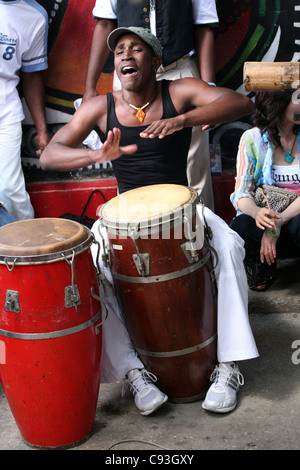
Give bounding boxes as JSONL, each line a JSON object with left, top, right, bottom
{"left": 207, "top": 82, "right": 216, "bottom": 86}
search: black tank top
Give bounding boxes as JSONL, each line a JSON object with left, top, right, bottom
{"left": 106, "top": 80, "right": 192, "bottom": 193}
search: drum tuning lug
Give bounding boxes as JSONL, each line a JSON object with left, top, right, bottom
{"left": 96, "top": 271, "right": 106, "bottom": 286}
{"left": 130, "top": 231, "right": 149, "bottom": 276}
{"left": 132, "top": 253, "right": 150, "bottom": 276}
{"left": 5, "top": 290, "right": 20, "bottom": 313}
{"left": 205, "top": 226, "right": 213, "bottom": 240}
{"left": 181, "top": 242, "right": 199, "bottom": 264}
{"left": 62, "top": 250, "right": 81, "bottom": 310}
{"left": 65, "top": 285, "right": 81, "bottom": 310}
{"left": 101, "top": 252, "right": 110, "bottom": 266}
{"left": 101, "top": 248, "right": 111, "bottom": 267}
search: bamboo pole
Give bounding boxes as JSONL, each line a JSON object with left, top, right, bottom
{"left": 243, "top": 62, "right": 300, "bottom": 91}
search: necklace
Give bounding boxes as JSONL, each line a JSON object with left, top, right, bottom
{"left": 123, "top": 88, "right": 158, "bottom": 123}
{"left": 282, "top": 134, "right": 297, "bottom": 164}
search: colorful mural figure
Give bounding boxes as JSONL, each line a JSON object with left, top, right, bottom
{"left": 22, "top": 0, "right": 300, "bottom": 179}
{"left": 43, "top": 0, "right": 113, "bottom": 115}
{"left": 216, "top": 0, "right": 299, "bottom": 88}
{"left": 213, "top": 0, "right": 300, "bottom": 169}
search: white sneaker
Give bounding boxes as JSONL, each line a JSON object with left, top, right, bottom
{"left": 125, "top": 368, "right": 168, "bottom": 416}
{"left": 202, "top": 362, "right": 244, "bottom": 413}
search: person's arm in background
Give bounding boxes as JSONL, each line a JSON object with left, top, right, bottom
{"left": 194, "top": 25, "right": 216, "bottom": 84}
{"left": 21, "top": 70, "right": 50, "bottom": 157}
{"left": 83, "top": 18, "right": 117, "bottom": 102}
{"left": 192, "top": 0, "right": 219, "bottom": 84}
{"left": 193, "top": 0, "right": 219, "bottom": 129}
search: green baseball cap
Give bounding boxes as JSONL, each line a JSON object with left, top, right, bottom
{"left": 107, "top": 26, "right": 162, "bottom": 58}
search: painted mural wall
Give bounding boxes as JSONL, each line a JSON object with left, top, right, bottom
{"left": 21, "top": 0, "right": 300, "bottom": 182}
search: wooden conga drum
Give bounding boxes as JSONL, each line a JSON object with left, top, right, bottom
{"left": 0, "top": 218, "right": 103, "bottom": 449}
{"left": 99, "top": 184, "right": 217, "bottom": 403}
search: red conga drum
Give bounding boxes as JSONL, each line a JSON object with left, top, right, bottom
{"left": 0, "top": 218, "right": 103, "bottom": 449}
{"left": 99, "top": 184, "right": 217, "bottom": 402}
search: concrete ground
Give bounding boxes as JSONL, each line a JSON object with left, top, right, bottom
{"left": 1, "top": 259, "right": 300, "bottom": 452}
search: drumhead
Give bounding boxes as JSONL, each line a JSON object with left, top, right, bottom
{"left": 100, "top": 184, "right": 198, "bottom": 233}
{"left": 0, "top": 218, "right": 91, "bottom": 263}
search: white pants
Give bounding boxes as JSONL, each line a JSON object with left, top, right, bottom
{"left": 113, "top": 56, "right": 214, "bottom": 211}
{"left": 91, "top": 206, "right": 259, "bottom": 383}
{"left": 0, "top": 122, "right": 34, "bottom": 220}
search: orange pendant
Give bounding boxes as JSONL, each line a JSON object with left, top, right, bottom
{"left": 136, "top": 108, "right": 146, "bottom": 123}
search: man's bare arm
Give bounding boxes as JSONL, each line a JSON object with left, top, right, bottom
{"left": 140, "top": 79, "right": 254, "bottom": 139}
{"left": 22, "top": 71, "right": 50, "bottom": 156}
{"left": 40, "top": 101, "right": 137, "bottom": 172}
{"left": 83, "top": 18, "right": 117, "bottom": 101}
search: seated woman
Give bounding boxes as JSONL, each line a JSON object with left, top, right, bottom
{"left": 230, "top": 89, "right": 300, "bottom": 292}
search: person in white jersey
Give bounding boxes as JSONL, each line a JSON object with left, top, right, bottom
{"left": 230, "top": 89, "right": 300, "bottom": 292}
{"left": 83, "top": 0, "right": 219, "bottom": 211}
{"left": 0, "top": 0, "right": 49, "bottom": 221}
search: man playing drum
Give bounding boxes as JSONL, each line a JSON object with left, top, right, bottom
{"left": 41, "top": 27, "right": 258, "bottom": 415}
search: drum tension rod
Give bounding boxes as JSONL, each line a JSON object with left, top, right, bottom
{"left": 91, "top": 233, "right": 109, "bottom": 288}
{"left": 182, "top": 215, "right": 199, "bottom": 263}
{"left": 62, "top": 250, "right": 81, "bottom": 311}
{"left": 130, "top": 230, "right": 150, "bottom": 277}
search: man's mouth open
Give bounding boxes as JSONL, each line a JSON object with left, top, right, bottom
{"left": 121, "top": 66, "right": 138, "bottom": 75}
